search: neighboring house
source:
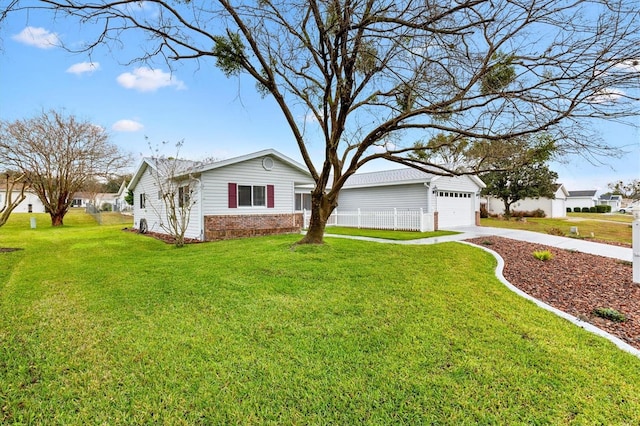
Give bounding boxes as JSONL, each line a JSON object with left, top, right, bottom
{"left": 566, "top": 190, "right": 598, "bottom": 211}
{"left": 484, "top": 183, "right": 568, "bottom": 218}
{"left": 335, "top": 168, "right": 486, "bottom": 230}
{"left": 599, "top": 194, "right": 623, "bottom": 211}
{"left": 128, "top": 149, "right": 315, "bottom": 241}
{"left": 113, "top": 181, "right": 132, "bottom": 212}
{"left": 0, "top": 186, "right": 46, "bottom": 213}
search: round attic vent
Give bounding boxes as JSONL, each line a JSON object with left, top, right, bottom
{"left": 262, "top": 156, "right": 274, "bottom": 170}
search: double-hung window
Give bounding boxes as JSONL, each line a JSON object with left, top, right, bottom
{"left": 238, "top": 185, "right": 266, "bottom": 207}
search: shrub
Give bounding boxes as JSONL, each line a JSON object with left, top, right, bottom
{"left": 532, "top": 250, "right": 554, "bottom": 261}
{"left": 581, "top": 207, "right": 590, "bottom": 213}
{"left": 547, "top": 227, "right": 565, "bottom": 236}
{"left": 101, "top": 202, "right": 113, "bottom": 212}
{"left": 566, "top": 207, "right": 572, "bottom": 213}
{"left": 593, "top": 307, "right": 626, "bottom": 322}
{"left": 595, "top": 205, "right": 607, "bottom": 213}
{"left": 605, "top": 205, "right": 612, "bottom": 213}
{"left": 531, "top": 208, "right": 546, "bottom": 218}
{"left": 573, "top": 207, "right": 581, "bottom": 213}
{"left": 589, "top": 206, "right": 597, "bottom": 213}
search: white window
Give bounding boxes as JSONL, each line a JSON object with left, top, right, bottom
{"left": 295, "top": 193, "right": 312, "bottom": 211}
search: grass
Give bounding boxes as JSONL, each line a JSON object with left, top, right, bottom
{"left": 2, "top": 211, "right": 640, "bottom": 423}
{"left": 323, "top": 226, "right": 459, "bottom": 240}
{"left": 481, "top": 215, "right": 632, "bottom": 244}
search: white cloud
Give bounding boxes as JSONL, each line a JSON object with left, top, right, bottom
{"left": 12, "top": 26, "right": 60, "bottom": 49}
{"left": 587, "top": 88, "right": 625, "bottom": 104}
{"left": 615, "top": 59, "right": 640, "bottom": 73}
{"left": 66, "top": 62, "right": 100, "bottom": 75}
{"left": 112, "top": 119, "right": 144, "bottom": 132}
{"left": 116, "top": 67, "right": 186, "bottom": 92}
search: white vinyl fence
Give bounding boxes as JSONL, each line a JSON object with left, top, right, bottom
{"left": 303, "top": 208, "right": 434, "bottom": 232}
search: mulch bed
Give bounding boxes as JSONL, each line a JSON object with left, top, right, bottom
{"left": 466, "top": 236, "right": 640, "bottom": 350}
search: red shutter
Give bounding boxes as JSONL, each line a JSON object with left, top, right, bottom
{"left": 228, "top": 183, "right": 237, "bottom": 208}
{"left": 267, "top": 185, "right": 274, "bottom": 208}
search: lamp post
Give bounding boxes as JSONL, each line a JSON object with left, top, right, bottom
{"left": 633, "top": 204, "right": 640, "bottom": 284}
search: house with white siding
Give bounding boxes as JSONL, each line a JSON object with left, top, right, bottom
{"left": 566, "top": 190, "right": 598, "bottom": 211}
{"left": 128, "top": 149, "right": 315, "bottom": 241}
{"left": 334, "top": 168, "right": 485, "bottom": 230}
{"left": 0, "top": 185, "right": 46, "bottom": 213}
{"left": 484, "top": 183, "right": 568, "bottom": 218}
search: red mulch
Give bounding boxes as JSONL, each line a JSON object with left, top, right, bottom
{"left": 122, "top": 227, "right": 202, "bottom": 244}
{"left": 467, "top": 236, "right": 640, "bottom": 350}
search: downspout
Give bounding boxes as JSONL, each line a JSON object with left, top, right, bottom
{"left": 193, "top": 177, "right": 204, "bottom": 241}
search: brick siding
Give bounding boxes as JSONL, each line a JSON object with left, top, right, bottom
{"left": 204, "top": 213, "right": 303, "bottom": 241}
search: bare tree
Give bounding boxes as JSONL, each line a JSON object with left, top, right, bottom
{"left": 144, "top": 142, "right": 200, "bottom": 248}
{"left": 0, "top": 109, "right": 131, "bottom": 226}
{"left": 3, "top": 1, "right": 638, "bottom": 242}
{"left": 0, "top": 171, "right": 27, "bottom": 227}
{"left": 607, "top": 179, "right": 640, "bottom": 200}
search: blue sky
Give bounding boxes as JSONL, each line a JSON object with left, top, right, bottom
{"left": 1, "top": 14, "right": 639, "bottom": 194}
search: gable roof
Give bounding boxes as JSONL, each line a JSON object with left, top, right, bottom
{"left": 128, "top": 149, "right": 311, "bottom": 190}
{"left": 599, "top": 194, "right": 622, "bottom": 201}
{"left": 568, "top": 190, "right": 597, "bottom": 197}
{"left": 342, "top": 167, "right": 485, "bottom": 189}
{"left": 194, "top": 149, "right": 310, "bottom": 177}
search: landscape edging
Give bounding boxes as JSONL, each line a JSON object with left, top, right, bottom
{"left": 462, "top": 241, "right": 640, "bottom": 359}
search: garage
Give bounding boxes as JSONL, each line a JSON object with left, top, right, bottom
{"left": 336, "top": 168, "right": 485, "bottom": 231}
{"left": 435, "top": 190, "right": 476, "bottom": 228}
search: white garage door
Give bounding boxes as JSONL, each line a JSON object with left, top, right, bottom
{"left": 436, "top": 191, "right": 475, "bottom": 228}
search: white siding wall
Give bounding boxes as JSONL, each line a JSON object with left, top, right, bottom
{"left": 199, "top": 156, "right": 313, "bottom": 215}
{"left": 486, "top": 196, "right": 566, "bottom": 218}
{"left": 566, "top": 197, "right": 596, "bottom": 210}
{"left": 337, "top": 183, "right": 428, "bottom": 210}
{"left": 132, "top": 166, "right": 203, "bottom": 240}
{"left": 3, "top": 191, "right": 46, "bottom": 213}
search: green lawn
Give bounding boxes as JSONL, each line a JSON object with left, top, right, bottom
{"left": 2, "top": 212, "right": 640, "bottom": 423}
{"left": 481, "top": 214, "right": 632, "bottom": 244}
{"left": 324, "top": 226, "right": 459, "bottom": 240}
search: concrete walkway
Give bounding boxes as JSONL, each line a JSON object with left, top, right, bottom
{"left": 326, "top": 226, "right": 633, "bottom": 262}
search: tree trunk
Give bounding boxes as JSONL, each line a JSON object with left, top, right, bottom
{"left": 50, "top": 212, "right": 65, "bottom": 226}
{"left": 503, "top": 200, "right": 512, "bottom": 220}
{"left": 296, "top": 191, "right": 336, "bottom": 245}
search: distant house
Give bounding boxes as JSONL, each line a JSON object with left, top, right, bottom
{"left": 0, "top": 186, "right": 46, "bottom": 213}
{"left": 113, "top": 181, "right": 131, "bottom": 212}
{"left": 334, "top": 168, "right": 486, "bottom": 230}
{"left": 484, "top": 183, "right": 568, "bottom": 218}
{"left": 599, "top": 194, "right": 623, "bottom": 211}
{"left": 128, "top": 149, "right": 315, "bottom": 241}
{"left": 566, "top": 190, "right": 598, "bottom": 211}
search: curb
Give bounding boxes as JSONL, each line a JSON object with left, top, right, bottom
{"left": 463, "top": 241, "right": 640, "bottom": 359}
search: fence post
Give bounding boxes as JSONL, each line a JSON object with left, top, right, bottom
{"left": 393, "top": 208, "right": 397, "bottom": 230}
{"left": 420, "top": 208, "right": 424, "bottom": 232}
{"left": 357, "top": 208, "right": 361, "bottom": 228}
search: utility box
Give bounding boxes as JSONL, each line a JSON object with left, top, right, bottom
{"left": 30, "top": 217, "right": 36, "bottom": 229}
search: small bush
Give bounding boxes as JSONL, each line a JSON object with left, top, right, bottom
{"left": 532, "top": 250, "right": 554, "bottom": 261}
{"left": 595, "top": 205, "right": 607, "bottom": 213}
{"left": 547, "top": 227, "right": 564, "bottom": 236}
{"left": 589, "top": 206, "right": 597, "bottom": 213}
{"left": 604, "top": 205, "right": 612, "bottom": 213}
{"left": 593, "top": 307, "right": 626, "bottom": 323}
{"left": 510, "top": 209, "right": 546, "bottom": 218}
{"left": 566, "top": 207, "right": 572, "bottom": 213}
{"left": 481, "top": 240, "right": 493, "bottom": 246}
{"left": 573, "top": 207, "right": 581, "bottom": 213}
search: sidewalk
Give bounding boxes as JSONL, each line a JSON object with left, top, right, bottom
{"left": 325, "top": 226, "right": 633, "bottom": 262}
